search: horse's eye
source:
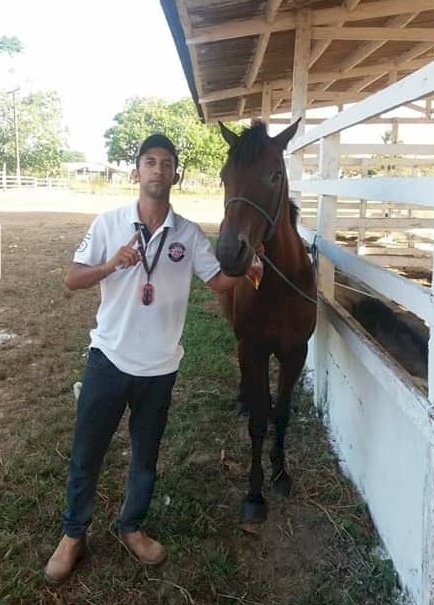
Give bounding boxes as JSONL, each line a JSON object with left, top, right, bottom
{"left": 270, "top": 171, "right": 282, "bottom": 184}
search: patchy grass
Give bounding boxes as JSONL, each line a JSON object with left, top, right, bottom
{"left": 0, "top": 212, "right": 403, "bottom": 604}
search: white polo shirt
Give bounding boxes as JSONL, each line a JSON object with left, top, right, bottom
{"left": 73, "top": 202, "right": 220, "bottom": 376}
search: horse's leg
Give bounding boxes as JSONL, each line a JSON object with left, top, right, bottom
{"left": 239, "top": 341, "right": 270, "bottom": 522}
{"left": 236, "top": 343, "right": 271, "bottom": 416}
{"left": 270, "top": 343, "right": 308, "bottom": 495}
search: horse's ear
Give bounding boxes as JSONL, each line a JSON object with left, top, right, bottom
{"left": 218, "top": 121, "right": 239, "bottom": 148}
{"left": 272, "top": 117, "right": 302, "bottom": 151}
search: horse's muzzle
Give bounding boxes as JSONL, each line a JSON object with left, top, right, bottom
{"left": 216, "top": 228, "right": 253, "bottom": 276}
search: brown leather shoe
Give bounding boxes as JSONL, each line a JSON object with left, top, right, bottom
{"left": 44, "top": 534, "right": 86, "bottom": 584}
{"left": 120, "top": 530, "right": 166, "bottom": 566}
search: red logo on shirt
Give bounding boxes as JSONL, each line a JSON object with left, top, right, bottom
{"left": 168, "top": 242, "right": 186, "bottom": 262}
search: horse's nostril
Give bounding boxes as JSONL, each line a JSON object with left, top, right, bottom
{"left": 238, "top": 235, "right": 248, "bottom": 256}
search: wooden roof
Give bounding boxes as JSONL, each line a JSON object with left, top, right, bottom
{"left": 160, "top": 0, "right": 434, "bottom": 122}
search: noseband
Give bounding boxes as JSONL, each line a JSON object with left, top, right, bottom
{"left": 224, "top": 166, "right": 286, "bottom": 242}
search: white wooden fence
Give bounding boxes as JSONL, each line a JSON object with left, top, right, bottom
{"left": 287, "top": 60, "right": 434, "bottom": 605}
{"left": 1, "top": 174, "right": 68, "bottom": 190}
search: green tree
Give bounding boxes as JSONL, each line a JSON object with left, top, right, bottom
{"left": 0, "top": 90, "right": 69, "bottom": 175}
{"left": 61, "top": 149, "right": 86, "bottom": 162}
{"left": 105, "top": 97, "right": 241, "bottom": 187}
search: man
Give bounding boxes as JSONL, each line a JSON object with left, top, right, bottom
{"left": 44, "top": 133, "right": 238, "bottom": 583}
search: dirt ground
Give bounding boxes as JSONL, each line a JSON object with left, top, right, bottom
{"left": 0, "top": 204, "right": 404, "bottom": 605}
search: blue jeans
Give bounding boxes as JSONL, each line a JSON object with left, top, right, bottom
{"left": 61, "top": 348, "right": 177, "bottom": 537}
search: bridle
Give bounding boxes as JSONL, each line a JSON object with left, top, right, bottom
{"left": 223, "top": 160, "right": 286, "bottom": 243}
{"left": 222, "top": 161, "right": 317, "bottom": 305}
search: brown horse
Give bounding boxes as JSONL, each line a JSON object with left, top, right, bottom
{"left": 216, "top": 120, "right": 317, "bottom": 524}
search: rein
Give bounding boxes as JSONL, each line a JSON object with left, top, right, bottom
{"left": 260, "top": 252, "right": 317, "bottom": 305}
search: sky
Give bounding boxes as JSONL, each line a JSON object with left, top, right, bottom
{"left": 1, "top": 0, "right": 433, "bottom": 162}
{"left": 1, "top": 0, "right": 190, "bottom": 161}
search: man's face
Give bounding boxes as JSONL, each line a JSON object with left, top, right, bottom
{"left": 135, "top": 147, "right": 178, "bottom": 199}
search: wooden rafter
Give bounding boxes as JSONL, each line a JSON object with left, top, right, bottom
{"left": 309, "top": 0, "right": 361, "bottom": 69}
{"left": 238, "top": 97, "right": 246, "bottom": 118}
{"left": 311, "top": 27, "right": 434, "bottom": 42}
{"left": 185, "top": 0, "right": 433, "bottom": 45}
{"left": 245, "top": 0, "right": 283, "bottom": 89}
{"left": 162, "top": 0, "right": 434, "bottom": 123}
{"left": 265, "top": 0, "right": 284, "bottom": 23}
{"left": 245, "top": 33, "right": 271, "bottom": 88}
{"left": 344, "top": 0, "right": 362, "bottom": 10}
{"left": 174, "top": 0, "right": 208, "bottom": 121}
{"left": 310, "top": 13, "right": 418, "bottom": 105}
{"left": 405, "top": 102, "right": 429, "bottom": 114}
{"left": 199, "top": 57, "right": 429, "bottom": 104}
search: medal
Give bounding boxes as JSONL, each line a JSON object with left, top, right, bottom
{"left": 134, "top": 223, "right": 169, "bottom": 306}
{"left": 142, "top": 283, "right": 154, "bottom": 306}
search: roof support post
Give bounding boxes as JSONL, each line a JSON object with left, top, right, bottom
{"left": 289, "top": 9, "right": 311, "bottom": 207}
{"left": 314, "top": 133, "right": 340, "bottom": 414}
{"left": 261, "top": 81, "right": 271, "bottom": 127}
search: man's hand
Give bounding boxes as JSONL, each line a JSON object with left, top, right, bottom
{"left": 65, "top": 232, "right": 141, "bottom": 290}
{"left": 107, "top": 232, "right": 140, "bottom": 272}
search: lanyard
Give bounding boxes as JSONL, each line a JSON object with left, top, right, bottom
{"left": 134, "top": 223, "right": 169, "bottom": 283}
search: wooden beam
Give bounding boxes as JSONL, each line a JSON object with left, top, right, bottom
{"left": 312, "top": 0, "right": 432, "bottom": 25}
{"left": 174, "top": 0, "right": 208, "bottom": 120}
{"left": 309, "top": 13, "right": 418, "bottom": 105}
{"left": 405, "top": 102, "right": 428, "bottom": 114}
{"left": 290, "top": 9, "right": 311, "bottom": 205}
{"left": 310, "top": 39, "right": 336, "bottom": 69}
{"left": 344, "top": 0, "right": 362, "bottom": 10}
{"left": 396, "top": 42, "right": 434, "bottom": 65}
{"left": 186, "top": 0, "right": 433, "bottom": 45}
{"left": 270, "top": 117, "right": 434, "bottom": 125}
{"left": 266, "top": 0, "right": 284, "bottom": 23}
{"left": 311, "top": 27, "right": 434, "bottom": 43}
{"left": 200, "top": 57, "right": 428, "bottom": 104}
{"left": 286, "top": 62, "right": 434, "bottom": 154}
{"left": 309, "top": 92, "right": 367, "bottom": 102}
{"left": 311, "top": 57, "right": 427, "bottom": 84}
{"left": 245, "top": 32, "right": 270, "bottom": 88}
{"left": 238, "top": 97, "right": 246, "bottom": 118}
{"left": 261, "top": 82, "right": 271, "bottom": 124}
{"left": 292, "top": 9, "right": 311, "bottom": 118}
{"left": 200, "top": 79, "right": 288, "bottom": 104}
{"left": 186, "top": 14, "right": 293, "bottom": 45}
{"left": 337, "top": 13, "right": 417, "bottom": 73}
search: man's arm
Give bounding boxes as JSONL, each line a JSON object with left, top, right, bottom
{"left": 64, "top": 261, "right": 118, "bottom": 290}
{"left": 65, "top": 232, "right": 140, "bottom": 290}
{"left": 207, "top": 271, "right": 240, "bottom": 293}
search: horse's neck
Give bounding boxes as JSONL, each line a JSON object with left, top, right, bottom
{"left": 268, "top": 217, "right": 307, "bottom": 275}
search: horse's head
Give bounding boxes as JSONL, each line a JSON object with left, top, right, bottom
{"left": 216, "top": 119, "right": 300, "bottom": 276}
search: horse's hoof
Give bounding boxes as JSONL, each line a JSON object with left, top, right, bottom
{"left": 242, "top": 495, "right": 267, "bottom": 523}
{"left": 271, "top": 471, "right": 292, "bottom": 496}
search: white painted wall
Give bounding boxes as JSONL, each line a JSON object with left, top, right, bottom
{"left": 292, "top": 62, "right": 434, "bottom": 603}
{"left": 305, "top": 306, "right": 434, "bottom": 605}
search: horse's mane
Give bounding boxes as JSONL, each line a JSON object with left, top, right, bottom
{"left": 229, "top": 122, "right": 269, "bottom": 167}
{"left": 228, "top": 121, "right": 299, "bottom": 228}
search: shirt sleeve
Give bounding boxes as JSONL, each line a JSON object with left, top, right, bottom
{"left": 73, "top": 215, "right": 107, "bottom": 266}
{"left": 192, "top": 225, "right": 221, "bottom": 283}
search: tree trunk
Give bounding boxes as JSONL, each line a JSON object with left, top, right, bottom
{"left": 178, "top": 165, "right": 186, "bottom": 190}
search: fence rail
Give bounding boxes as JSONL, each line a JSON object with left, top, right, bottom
{"left": 287, "top": 60, "right": 434, "bottom": 605}
{"left": 1, "top": 174, "right": 68, "bottom": 190}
